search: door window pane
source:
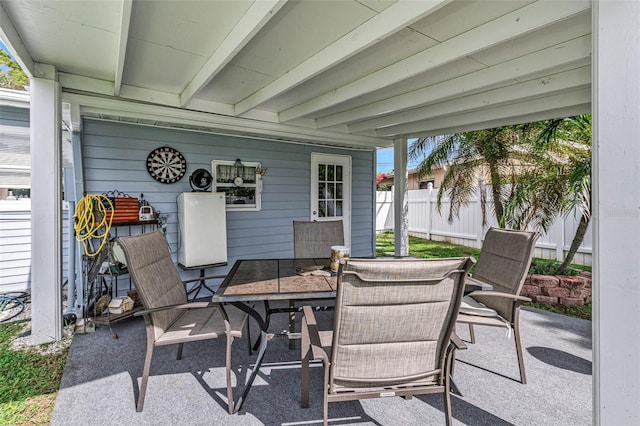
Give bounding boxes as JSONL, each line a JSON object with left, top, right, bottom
{"left": 336, "top": 200, "right": 343, "bottom": 216}
{"left": 336, "top": 165, "right": 343, "bottom": 181}
{"left": 327, "top": 200, "right": 335, "bottom": 217}
{"left": 318, "top": 183, "right": 325, "bottom": 199}
{"left": 318, "top": 201, "right": 326, "bottom": 217}
{"left": 318, "top": 164, "right": 326, "bottom": 181}
{"left": 336, "top": 183, "right": 343, "bottom": 199}
{"left": 327, "top": 183, "right": 335, "bottom": 200}
{"left": 328, "top": 164, "right": 335, "bottom": 180}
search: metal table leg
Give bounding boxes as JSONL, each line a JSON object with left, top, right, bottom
{"left": 230, "top": 301, "right": 269, "bottom": 413}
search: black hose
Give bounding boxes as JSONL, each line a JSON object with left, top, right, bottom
{"left": 0, "top": 291, "right": 29, "bottom": 323}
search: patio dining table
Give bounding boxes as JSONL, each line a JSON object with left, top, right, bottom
{"left": 211, "top": 257, "right": 487, "bottom": 413}
{"left": 211, "top": 258, "right": 337, "bottom": 413}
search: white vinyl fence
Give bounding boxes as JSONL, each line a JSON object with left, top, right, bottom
{"left": 376, "top": 188, "right": 592, "bottom": 266}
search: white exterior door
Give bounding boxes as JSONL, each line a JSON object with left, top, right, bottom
{"left": 310, "top": 153, "right": 351, "bottom": 248}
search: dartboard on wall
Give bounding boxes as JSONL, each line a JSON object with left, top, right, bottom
{"left": 146, "top": 146, "right": 187, "bottom": 184}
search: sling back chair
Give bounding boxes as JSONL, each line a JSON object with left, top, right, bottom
{"left": 301, "top": 257, "right": 474, "bottom": 426}
{"left": 116, "top": 231, "right": 249, "bottom": 414}
{"left": 263, "top": 220, "right": 344, "bottom": 348}
{"left": 456, "top": 227, "right": 540, "bottom": 384}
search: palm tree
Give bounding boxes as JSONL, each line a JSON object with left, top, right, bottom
{"left": 409, "top": 127, "right": 531, "bottom": 225}
{"left": 505, "top": 114, "right": 591, "bottom": 273}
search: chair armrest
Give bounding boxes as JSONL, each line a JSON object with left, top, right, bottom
{"left": 181, "top": 275, "right": 227, "bottom": 284}
{"left": 466, "top": 290, "right": 532, "bottom": 303}
{"left": 134, "top": 301, "right": 214, "bottom": 316}
{"left": 450, "top": 333, "right": 467, "bottom": 351}
{"left": 301, "top": 305, "right": 328, "bottom": 362}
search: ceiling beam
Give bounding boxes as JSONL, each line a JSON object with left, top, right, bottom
{"left": 374, "top": 87, "right": 591, "bottom": 138}
{"left": 62, "top": 92, "right": 389, "bottom": 148}
{"left": 280, "top": 0, "right": 590, "bottom": 122}
{"left": 317, "top": 35, "right": 591, "bottom": 129}
{"left": 410, "top": 104, "right": 591, "bottom": 139}
{"left": 114, "top": 0, "right": 133, "bottom": 96}
{"left": 180, "top": 0, "right": 288, "bottom": 107}
{"left": 234, "top": 0, "right": 453, "bottom": 116}
{"left": 58, "top": 72, "right": 235, "bottom": 116}
{"left": 0, "top": 2, "right": 34, "bottom": 77}
{"left": 349, "top": 66, "right": 591, "bottom": 133}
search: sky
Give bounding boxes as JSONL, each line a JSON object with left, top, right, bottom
{"left": 0, "top": 40, "right": 11, "bottom": 57}
{"left": 376, "top": 139, "right": 423, "bottom": 175}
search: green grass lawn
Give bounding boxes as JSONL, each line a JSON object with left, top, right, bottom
{"left": 0, "top": 321, "right": 68, "bottom": 425}
{"left": 376, "top": 232, "right": 592, "bottom": 320}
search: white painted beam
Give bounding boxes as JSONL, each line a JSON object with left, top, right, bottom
{"left": 349, "top": 66, "right": 591, "bottom": 132}
{"left": 592, "top": 1, "right": 640, "bottom": 424}
{"left": 376, "top": 88, "right": 591, "bottom": 138}
{"left": 317, "top": 35, "right": 591, "bottom": 129}
{"left": 114, "top": 0, "right": 133, "bottom": 96}
{"left": 408, "top": 104, "right": 590, "bottom": 139}
{"left": 61, "top": 92, "right": 391, "bottom": 148}
{"left": 30, "top": 63, "right": 62, "bottom": 344}
{"left": 180, "top": 0, "right": 288, "bottom": 106}
{"left": 58, "top": 73, "right": 115, "bottom": 96}
{"left": 58, "top": 73, "right": 236, "bottom": 116}
{"left": 0, "top": 2, "right": 35, "bottom": 77}
{"left": 234, "top": 0, "right": 452, "bottom": 116}
{"left": 280, "top": 0, "right": 590, "bottom": 122}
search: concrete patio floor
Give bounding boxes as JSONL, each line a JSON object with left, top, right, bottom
{"left": 51, "top": 305, "right": 591, "bottom": 425}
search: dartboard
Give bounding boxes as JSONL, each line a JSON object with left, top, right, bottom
{"left": 146, "top": 146, "right": 187, "bottom": 184}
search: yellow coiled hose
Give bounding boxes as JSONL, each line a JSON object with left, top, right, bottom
{"left": 74, "top": 194, "right": 114, "bottom": 257}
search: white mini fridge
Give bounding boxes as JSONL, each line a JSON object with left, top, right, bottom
{"left": 177, "top": 192, "right": 227, "bottom": 268}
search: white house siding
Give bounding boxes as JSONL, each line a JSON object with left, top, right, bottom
{"left": 80, "top": 119, "right": 375, "bottom": 291}
{"left": 0, "top": 105, "right": 30, "bottom": 190}
{"left": 0, "top": 200, "right": 70, "bottom": 292}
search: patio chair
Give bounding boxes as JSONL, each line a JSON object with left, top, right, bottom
{"left": 456, "top": 227, "right": 539, "bottom": 384}
{"left": 301, "top": 257, "right": 474, "bottom": 426}
{"left": 264, "top": 220, "right": 344, "bottom": 347}
{"left": 293, "top": 220, "right": 344, "bottom": 259}
{"left": 115, "top": 231, "right": 249, "bottom": 414}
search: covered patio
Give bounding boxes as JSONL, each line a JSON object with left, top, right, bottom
{"left": 52, "top": 305, "right": 591, "bottom": 425}
{"left": 0, "top": 0, "right": 638, "bottom": 423}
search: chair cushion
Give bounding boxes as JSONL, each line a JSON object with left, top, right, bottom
{"left": 459, "top": 295, "right": 499, "bottom": 317}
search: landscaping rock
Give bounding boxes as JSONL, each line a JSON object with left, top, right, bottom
{"left": 522, "top": 284, "right": 541, "bottom": 296}
{"left": 534, "top": 295, "right": 558, "bottom": 304}
{"left": 524, "top": 272, "right": 592, "bottom": 307}
{"left": 542, "top": 287, "right": 571, "bottom": 298}
{"left": 559, "top": 276, "right": 586, "bottom": 290}
{"left": 530, "top": 274, "right": 560, "bottom": 288}
{"left": 559, "top": 297, "right": 585, "bottom": 307}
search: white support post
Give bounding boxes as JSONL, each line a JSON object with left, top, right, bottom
{"left": 30, "top": 63, "right": 63, "bottom": 344}
{"left": 393, "top": 138, "right": 408, "bottom": 256}
{"left": 593, "top": 1, "right": 640, "bottom": 424}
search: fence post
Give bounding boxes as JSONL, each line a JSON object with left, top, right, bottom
{"left": 555, "top": 215, "right": 566, "bottom": 262}
{"left": 427, "top": 183, "right": 433, "bottom": 239}
{"left": 477, "top": 180, "right": 485, "bottom": 247}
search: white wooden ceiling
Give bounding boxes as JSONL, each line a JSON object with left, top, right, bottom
{"left": 0, "top": 0, "right": 591, "bottom": 148}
